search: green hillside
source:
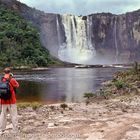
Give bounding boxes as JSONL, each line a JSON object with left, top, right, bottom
{"left": 0, "top": 5, "right": 55, "bottom": 67}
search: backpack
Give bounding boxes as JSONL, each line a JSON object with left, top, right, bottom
{"left": 0, "top": 77, "right": 11, "bottom": 100}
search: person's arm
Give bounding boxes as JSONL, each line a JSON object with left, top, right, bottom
{"left": 10, "top": 78, "right": 19, "bottom": 88}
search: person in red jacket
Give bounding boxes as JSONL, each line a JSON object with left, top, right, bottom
{"left": 0, "top": 67, "right": 19, "bottom": 135}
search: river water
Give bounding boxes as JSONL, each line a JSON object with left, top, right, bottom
{"left": 10, "top": 67, "right": 126, "bottom": 103}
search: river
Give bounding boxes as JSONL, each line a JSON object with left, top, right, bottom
{"left": 8, "top": 67, "right": 126, "bottom": 103}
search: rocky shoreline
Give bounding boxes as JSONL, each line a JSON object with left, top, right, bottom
{"left": 1, "top": 95, "right": 140, "bottom": 140}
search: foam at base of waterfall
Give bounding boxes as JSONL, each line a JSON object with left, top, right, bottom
{"left": 58, "top": 47, "right": 96, "bottom": 64}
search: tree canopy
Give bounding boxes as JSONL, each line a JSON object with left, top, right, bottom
{"left": 0, "top": 5, "right": 55, "bottom": 67}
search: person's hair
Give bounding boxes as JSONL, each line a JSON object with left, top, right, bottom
{"left": 4, "top": 67, "right": 11, "bottom": 74}
{"left": 10, "top": 73, "right": 14, "bottom": 77}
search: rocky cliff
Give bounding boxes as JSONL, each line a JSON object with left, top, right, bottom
{"left": 1, "top": 0, "right": 140, "bottom": 64}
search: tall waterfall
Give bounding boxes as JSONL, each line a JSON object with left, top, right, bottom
{"left": 56, "top": 16, "right": 61, "bottom": 47}
{"left": 58, "top": 14, "right": 96, "bottom": 64}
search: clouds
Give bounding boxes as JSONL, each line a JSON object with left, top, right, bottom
{"left": 19, "top": 0, "right": 140, "bottom": 15}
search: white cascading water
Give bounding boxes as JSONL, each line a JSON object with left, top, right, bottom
{"left": 56, "top": 16, "right": 61, "bottom": 47}
{"left": 58, "top": 14, "right": 96, "bottom": 64}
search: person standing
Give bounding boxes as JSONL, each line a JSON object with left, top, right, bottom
{"left": 0, "top": 67, "right": 19, "bottom": 135}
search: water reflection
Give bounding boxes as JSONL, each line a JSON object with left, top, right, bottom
{"left": 56, "top": 68, "right": 96, "bottom": 102}
{"left": 17, "top": 81, "right": 42, "bottom": 102}
{"left": 13, "top": 68, "right": 125, "bottom": 103}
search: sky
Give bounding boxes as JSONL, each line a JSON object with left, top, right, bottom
{"left": 19, "top": 0, "right": 140, "bottom": 15}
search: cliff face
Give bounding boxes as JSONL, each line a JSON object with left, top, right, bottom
{"left": 89, "top": 12, "right": 140, "bottom": 63}
{"left": 1, "top": 0, "right": 140, "bottom": 64}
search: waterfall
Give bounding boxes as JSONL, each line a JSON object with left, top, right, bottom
{"left": 114, "top": 17, "right": 119, "bottom": 63}
{"left": 56, "top": 15, "right": 61, "bottom": 47}
{"left": 58, "top": 14, "right": 96, "bottom": 64}
{"left": 87, "top": 16, "right": 93, "bottom": 49}
{"left": 71, "top": 16, "right": 76, "bottom": 48}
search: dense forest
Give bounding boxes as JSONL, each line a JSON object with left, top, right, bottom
{"left": 0, "top": 5, "right": 56, "bottom": 67}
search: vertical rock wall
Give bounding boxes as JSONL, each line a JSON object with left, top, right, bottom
{"left": 1, "top": 0, "right": 140, "bottom": 64}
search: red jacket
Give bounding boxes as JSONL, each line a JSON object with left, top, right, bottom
{"left": 0, "top": 74, "right": 19, "bottom": 104}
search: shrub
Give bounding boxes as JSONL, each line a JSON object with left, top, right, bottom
{"left": 114, "top": 80, "right": 126, "bottom": 90}
{"left": 60, "top": 103, "right": 68, "bottom": 110}
{"left": 99, "top": 89, "right": 108, "bottom": 99}
{"left": 17, "top": 102, "right": 43, "bottom": 110}
{"left": 50, "top": 106, "right": 55, "bottom": 110}
{"left": 84, "top": 93, "right": 94, "bottom": 99}
{"left": 32, "top": 103, "right": 43, "bottom": 110}
{"left": 133, "top": 61, "right": 140, "bottom": 74}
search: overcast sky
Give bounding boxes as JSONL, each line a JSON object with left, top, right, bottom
{"left": 19, "top": 0, "right": 140, "bottom": 15}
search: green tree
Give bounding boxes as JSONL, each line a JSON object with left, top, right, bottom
{"left": 0, "top": 5, "right": 55, "bottom": 67}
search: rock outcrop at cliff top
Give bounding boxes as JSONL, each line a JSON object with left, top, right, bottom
{"left": 1, "top": 0, "right": 140, "bottom": 64}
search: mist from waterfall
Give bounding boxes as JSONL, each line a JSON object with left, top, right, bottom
{"left": 58, "top": 14, "right": 96, "bottom": 64}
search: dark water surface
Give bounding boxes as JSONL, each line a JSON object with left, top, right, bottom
{"left": 8, "top": 67, "right": 126, "bottom": 103}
